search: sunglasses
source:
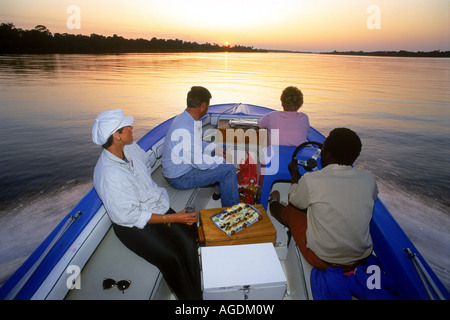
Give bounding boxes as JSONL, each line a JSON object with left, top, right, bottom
{"left": 102, "top": 278, "right": 131, "bottom": 293}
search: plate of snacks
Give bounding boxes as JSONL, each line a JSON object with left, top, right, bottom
{"left": 210, "top": 203, "right": 263, "bottom": 236}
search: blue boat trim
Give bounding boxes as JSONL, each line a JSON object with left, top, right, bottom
{"left": 0, "top": 189, "right": 103, "bottom": 300}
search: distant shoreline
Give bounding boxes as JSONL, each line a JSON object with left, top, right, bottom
{"left": 1, "top": 22, "right": 448, "bottom": 57}
{"left": 269, "top": 49, "right": 450, "bottom": 58}
{"left": 318, "top": 50, "right": 450, "bottom": 58}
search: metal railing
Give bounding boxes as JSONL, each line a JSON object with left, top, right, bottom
{"left": 404, "top": 248, "right": 446, "bottom": 300}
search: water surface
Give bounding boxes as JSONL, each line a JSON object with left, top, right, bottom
{"left": 0, "top": 52, "right": 448, "bottom": 288}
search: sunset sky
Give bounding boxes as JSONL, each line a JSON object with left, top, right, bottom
{"left": 1, "top": 0, "right": 449, "bottom": 52}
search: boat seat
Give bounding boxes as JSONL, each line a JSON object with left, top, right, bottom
{"left": 260, "top": 145, "right": 297, "bottom": 211}
{"left": 285, "top": 239, "right": 314, "bottom": 300}
{"left": 151, "top": 166, "right": 199, "bottom": 212}
{"left": 65, "top": 226, "right": 167, "bottom": 300}
{"left": 259, "top": 128, "right": 326, "bottom": 211}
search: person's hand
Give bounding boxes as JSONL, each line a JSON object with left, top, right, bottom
{"left": 215, "top": 146, "right": 232, "bottom": 163}
{"left": 172, "top": 209, "right": 198, "bottom": 225}
{"left": 288, "top": 158, "right": 302, "bottom": 183}
{"left": 215, "top": 146, "right": 226, "bottom": 157}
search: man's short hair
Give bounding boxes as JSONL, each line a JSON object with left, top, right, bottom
{"left": 102, "top": 127, "right": 124, "bottom": 149}
{"left": 187, "top": 86, "right": 212, "bottom": 108}
{"left": 324, "top": 128, "right": 362, "bottom": 165}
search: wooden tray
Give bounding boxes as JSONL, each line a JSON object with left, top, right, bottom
{"left": 199, "top": 204, "right": 276, "bottom": 247}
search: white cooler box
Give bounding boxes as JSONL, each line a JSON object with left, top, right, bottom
{"left": 201, "top": 242, "right": 287, "bottom": 300}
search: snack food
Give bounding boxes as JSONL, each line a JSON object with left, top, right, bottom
{"left": 211, "top": 203, "right": 263, "bottom": 236}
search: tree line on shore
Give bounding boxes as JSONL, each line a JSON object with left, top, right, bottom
{"left": 1, "top": 22, "right": 448, "bottom": 57}
{"left": 0, "top": 23, "right": 267, "bottom": 54}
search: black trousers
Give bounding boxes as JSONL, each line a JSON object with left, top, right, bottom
{"left": 112, "top": 208, "right": 202, "bottom": 300}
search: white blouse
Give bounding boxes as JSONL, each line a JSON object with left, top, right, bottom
{"left": 94, "top": 143, "right": 170, "bottom": 229}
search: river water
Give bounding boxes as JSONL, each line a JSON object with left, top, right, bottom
{"left": 0, "top": 52, "right": 448, "bottom": 289}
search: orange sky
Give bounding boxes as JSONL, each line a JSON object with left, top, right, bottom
{"left": 1, "top": 0, "right": 449, "bottom": 52}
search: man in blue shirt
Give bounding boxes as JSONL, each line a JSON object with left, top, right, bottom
{"left": 162, "top": 86, "right": 240, "bottom": 207}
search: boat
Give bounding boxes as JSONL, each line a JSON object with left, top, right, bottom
{"left": 1, "top": 103, "right": 448, "bottom": 300}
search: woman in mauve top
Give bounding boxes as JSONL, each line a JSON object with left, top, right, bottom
{"left": 258, "top": 86, "right": 310, "bottom": 146}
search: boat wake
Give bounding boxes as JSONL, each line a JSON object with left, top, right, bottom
{"left": 0, "top": 181, "right": 93, "bottom": 286}
{"left": 377, "top": 182, "right": 450, "bottom": 290}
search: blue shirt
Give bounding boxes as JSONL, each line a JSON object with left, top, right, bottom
{"left": 162, "top": 110, "right": 223, "bottom": 179}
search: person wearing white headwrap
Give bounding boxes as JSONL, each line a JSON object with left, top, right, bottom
{"left": 92, "top": 109, "right": 202, "bottom": 300}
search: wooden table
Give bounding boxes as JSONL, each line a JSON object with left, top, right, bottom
{"left": 198, "top": 204, "right": 276, "bottom": 247}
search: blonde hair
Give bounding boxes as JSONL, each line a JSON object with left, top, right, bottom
{"left": 280, "top": 86, "right": 303, "bottom": 111}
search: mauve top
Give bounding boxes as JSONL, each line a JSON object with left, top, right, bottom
{"left": 258, "top": 110, "right": 310, "bottom": 146}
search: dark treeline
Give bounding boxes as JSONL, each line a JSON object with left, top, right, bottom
{"left": 2, "top": 23, "right": 447, "bottom": 57}
{"left": 0, "top": 23, "right": 267, "bottom": 54}
{"left": 321, "top": 50, "right": 450, "bottom": 58}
